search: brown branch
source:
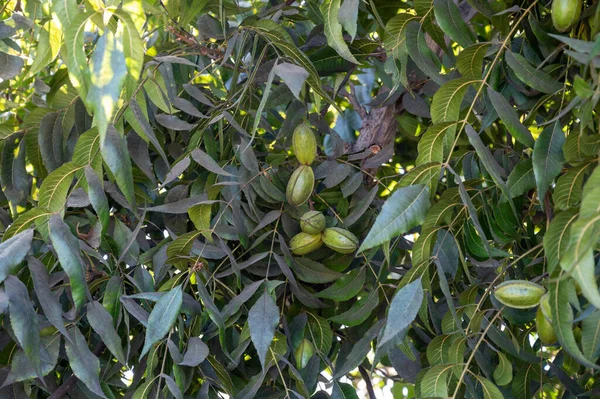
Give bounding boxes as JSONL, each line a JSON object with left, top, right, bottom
{"left": 359, "top": 366, "right": 377, "bottom": 399}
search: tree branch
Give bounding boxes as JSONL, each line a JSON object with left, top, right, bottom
{"left": 359, "top": 366, "right": 377, "bottom": 399}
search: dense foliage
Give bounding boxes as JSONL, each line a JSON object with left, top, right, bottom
{"left": 1, "top": 0, "right": 600, "bottom": 397}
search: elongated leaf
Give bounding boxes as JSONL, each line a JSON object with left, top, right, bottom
{"left": 457, "top": 43, "right": 489, "bottom": 79}
{"left": 328, "top": 289, "right": 379, "bottom": 326}
{"left": 333, "top": 320, "right": 384, "bottom": 379}
{"left": 191, "top": 148, "right": 233, "bottom": 176}
{"left": 416, "top": 122, "right": 457, "bottom": 165}
{"left": 465, "top": 124, "right": 513, "bottom": 203}
{"left": 140, "top": 285, "right": 183, "bottom": 358}
{"left": 493, "top": 352, "right": 513, "bottom": 386}
{"left": 30, "top": 19, "right": 62, "bottom": 75}
{"left": 38, "top": 162, "right": 79, "bottom": 212}
{"left": 0, "top": 228, "right": 33, "bottom": 283}
{"left": 532, "top": 122, "right": 565, "bottom": 201}
{"left": 338, "top": 0, "right": 358, "bottom": 40}
{"left": 487, "top": 88, "right": 534, "bottom": 147}
{"left": 5, "top": 276, "right": 42, "bottom": 378}
{"left": 554, "top": 163, "right": 589, "bottom": 211}
{"left": 431, "top": 78, "right": 476, "bottom": 123}
{"left": 321, "top": 0, "right": 358, "bottom": 64}
{"left": 84, "top": 166, "right": 110, "bottom": 233}
{"left": 434, "top": 0, "right": 475, "bottom": 47}
{"left": 378, "top": 278, "right": 423, "bottom": 348}
{"left": 85, "top": 30, "right": 127, "bottom": 139}
{"left": 65, "top": 326, "right": 106, "bottom": 398}
{"left": 179, "top": 337, "right": 209, "bottom": 367}
{"left": 358, "top": 184, "right": 430, "bottom": 252}
{"left": 582, "top": 310, "right": 600, "bottom": 362}
{"left": 248, "top": 291, "right": 280, "bottom": 368}
{"left": 507, "top": 158, "right": 535, "bottom": 198}
{"left": 87, "top": 301, "right": 127, "bottom": 365}
{"left": 293, "top": 258, "right": 343, "bottom": 284}
{"left": 317, "top": 267, "right": 365, "bottom": 301}
{"left": 101, "top": 124, "right": 136, "bottom": 208}
{"left": 549, "top": 275, "right": 599, "bottom": 369}
{"left": 27, "top": 257, "right": 69, "bottom": 338}
{"left": 49, "top": 214, "right": 88, "bottom": 310}
{"left": 505, "top": 51, "right": 562, "bottom": 93}
{"left": 544, "top": 208, "right": 578, "bottom": 274}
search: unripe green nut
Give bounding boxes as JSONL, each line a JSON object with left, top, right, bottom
{"left": 286, "top": 165, "right": 314, "bottom": 206}
{"left": 536, "top": 306, "right": 557, "bottom": 345}
{"left": 494, "top": 280, "right": 545, "bottom": 309}
{"left": 290, "top": 232, "right": 323, "bottom": 255}
{"left": 300, "top": 211, "right": 326, "bottom": 234}
{"left": 322, "top": 227, "right": 359, "bottom": 254}
{"left": 539, "top": 293, "right": 552, "bottom": 321}
{"left": 552, "top": 0, "right": 582, "bottom": 32}
{"left": 294, "top": 338, "right": 315, "bottom": 370}
{"left": 292, "top": 123, "right": 317, "bottom": 165}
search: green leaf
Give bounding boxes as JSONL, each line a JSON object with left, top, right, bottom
{"left": 532, "top": 122, "right": 565, "bottom": 201}
{"left": 101, "top": 125, "right": 136, "bottom": 208}
{"left": 332, "top": 381, "right": 359, "bottom": 399}
{"left": 87, "top": 301, "right": 127, "bottom": 365}
{"left": 457, "top": 43, "right": 489, "bottom": 79}
{"left": 191, "top": 148, "right": 233, "bottom": 176}
{"left": 127, "top": 96, "right": 169, "bottom": 165}
{"left": 549, "top": 274, "right": 599, "bottom": 369}
{"left": 406, "top": 21, "right": 447, "bottom": 85}
{"left": 475, "top": 375, "right": 505, "bottom": 399}
{"left": 140, "top": 285, "right": 183, "bottom": 358}
{"left": 465, "top": 124, "right": 513, "bottom": 204}
{"left": 358, "top": 184, "right": 430, "bottom": 252}
{"left": 328, "top": 289, "right": 379, "bottom": 326}
{"left": 65, "top": 326, "right": 106, "bottom": 398}
{"left": 38, "top": 162, "right": 79, "bottom": 213}
{"left": 487, "top": 88, "right": 535, "bottom": 147}
{"left": 505, "top": 51, "right": 562, "bottom": 94}
{"left": 431, "top": 78, "right": 477, "bottom": 123}
{"left": 316, "top": 267, "right": 365, "bottom": 301}
{"left": 248, "top": 291, "right": 280, "bottom": 368}
{"left": 0, "top": 228, "right": 33, "bottom": 283}
{"left": 84, "top": 166, "right": 110, "bottom": 233}
{"left": 321, "top": 0, "right": 359, "bottom": 64}
{"left": 434, "top": 0, "right": 475, "bottom": 47}
{"left": 242, "top": 19, "right": 337, "bottom": 110}
{"left": 3, "top": 208, "right": 52, "bottom": 240}
{"left": 338, "top": 0, "right": 358, "bottom": 40}
{"left": 582, "top": 310, "right": 600, "bottom": 362}
{"left": 113, "top": 10, "right": 145, "bottom": 97}
{"left": 333, "top": 320, "right": 384, "bottom": 379}
{"left": 27, "top": 256, "right": 70, "bottom": 338}
{"left": 493, "top": 352, "right": 513, "bottom": 386}
{"left": 63, "top": 11, "right": 93, "bottom": 100}
{"left": 293, "top": 258, "right": 343, "bottom": 284}
{"left": 38, "top": 111, "right": 64, "bottom": 172}
{"left": 378, "top": 278, "right": 423, "bottom": 348}
{"left": 102, "top": 275, "right": 123, "bottom": 322}
{"left": 30, "top": 19, "right": 62, "bottom": 75}
{"left": 416, "top": 122, "right": 457, "bottom": 166}
{"left": 554, "top": 163, "right": 590, "bottom": 211}
{"left": 543, "top": 208, "right": 578, "bottom": 274}
{"left": 559, "top": 217, "right": 600, "bottom": 310}
{"left": 420, "top": 364, "right": 458, "bottom": 397}
{"left": 179, "top": 337, "right": 209, "bottom": 367}
{"left": 49, "top": 214, "right": 88, "bottom": 310}
{"left": 5, "top": 276, "right": 42, "bottom": 379}
{"left": 507, "top": 158, "right": 536, "bottom": 198}
{"left": 307, "top": 312, "right": 333, "bottom": 356}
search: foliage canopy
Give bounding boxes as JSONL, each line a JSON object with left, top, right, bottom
{"left": 1, "top": 0, "right": 600, "bottom": 397}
